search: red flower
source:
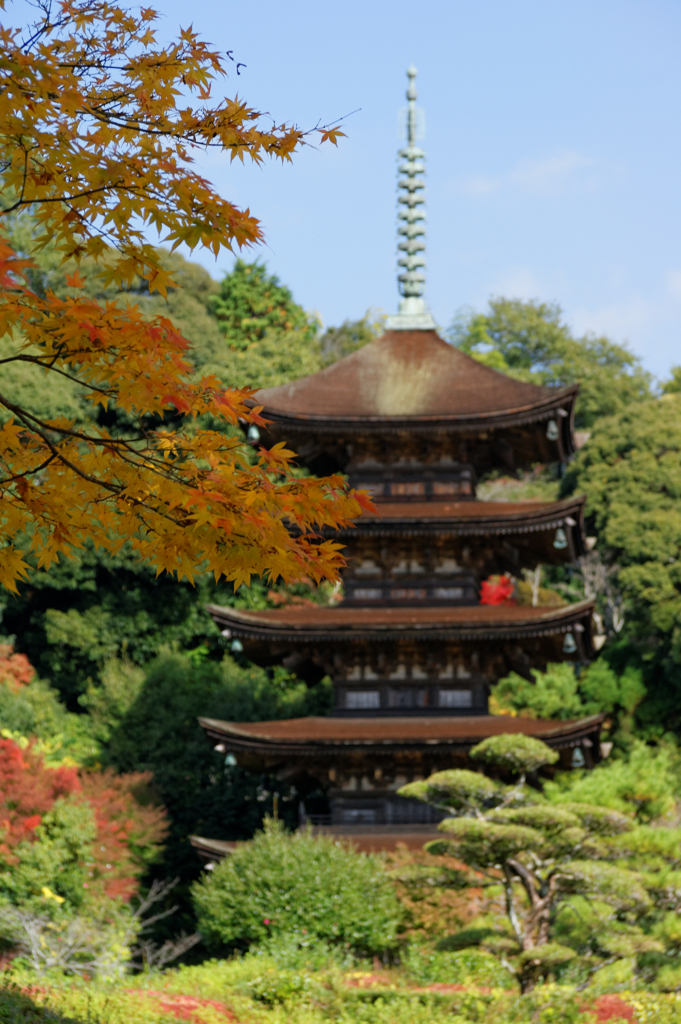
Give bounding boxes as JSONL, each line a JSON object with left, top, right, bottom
{"left": 479, "top": 575, "right": 515, "bottom": 606}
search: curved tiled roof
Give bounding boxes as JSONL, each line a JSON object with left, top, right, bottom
{"left": 252, "top": 330, "right": 577, "bottom": 429}
{"left": 207, "top": 598, "right": 594, "bottom": 644}
{"left": 199, "top": 713, "right": 604, "bottom": 753}
{"left": 341, "top": 495, "right": 585, "bottom": 537}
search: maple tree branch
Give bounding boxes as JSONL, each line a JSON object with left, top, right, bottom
{"left": 0, "top": 354, "right": 117, "bottom": 401}
{"left": 0, "top": 453, "right": 58, "bottom": 486}
{"left": 0, "top": 395, "right": 244, "bottom": 482}
{"left": 0, "top": 394, "right": 260, "bottom": 532}
{"left": 5, "top": 181, "right": 130, "bottom": 213}
{"left": 0, "top": 0, "right": 360, "bottom": 591}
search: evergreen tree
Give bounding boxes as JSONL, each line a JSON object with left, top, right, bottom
{"left": 400, "top": 735, "right": 681, "bottom": 993}
{"left": 561, "top": 394, "right": 681, "bottom": 733}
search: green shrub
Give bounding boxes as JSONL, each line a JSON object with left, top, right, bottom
{"left": 192, "top": 819, "right": 403, "bottom": 955}
{"left": 403, "top": 945, "right": 514, "bottom": 989}
{"left": 241, "top": 967, "right": 316, "bottom": 1006}
{"left": 252, "top": 929, "right": 357, "bottom": 971}
{"left": 0, "top": 677, "right": 99, "bottom": 766}
{"left": 490, "top": 659, "right": 646, "bottom": 724}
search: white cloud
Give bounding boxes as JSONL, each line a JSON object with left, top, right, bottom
{"left": 488, "top": 265, "right": 543, "bottom": 299}
{"left": 455, "top": 149, "right": 596, "bottom": 198}
{"left": 458, "top": 174, "right": 502, "bottom": 197}
{"left": 665, "top": 269, "right": 681, "bottom": 299}
{"left": 570, "top": 297, "right": 653, "bottom": 341}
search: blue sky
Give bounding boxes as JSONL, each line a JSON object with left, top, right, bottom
{"left": 26, "top": 0, "right": 681, "bottom": 378}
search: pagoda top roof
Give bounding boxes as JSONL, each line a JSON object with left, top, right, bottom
{"left": 199, "top": 712, "right": 604, "bottom": 755}
{"left": 251, "top": 329, "right": 578, "bottom": 432}
{"left": 208, "top": 598, "right": 594, "bottom": 645}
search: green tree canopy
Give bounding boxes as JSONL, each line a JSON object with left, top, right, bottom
{"left": 197, "top": 259, "right": 322, "bottom": 391}
{"left": 211, "top": 259, "right": 312, "bottom": 349}
{"left": 448, "top": 298, "right": 653, "bottom": 429}
{"left": 491, "top": 660, "right": 646, "bottom": 733}
{"left": 561, "top": 394, "right": 681, "bottom": 731}
{"left": 662, "top": 365, "right": 681, "bottom": 394}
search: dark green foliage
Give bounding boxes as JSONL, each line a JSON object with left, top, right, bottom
{"left": 561, "top": 394, "right": 681, "bottom": 733}
{"left": 3, "top": 543, "right": 228, "bottom": 708}
{"left": 192, "top": 818, "right": 403, "bottom": 955}
{"left": 449, "top": 298, "right": 652, "bottom": 429}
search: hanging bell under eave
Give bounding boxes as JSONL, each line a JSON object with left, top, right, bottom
{"left": 571, "top": 747, "right": 585, "bottom": 768}
{"left": 247, "top": 424, "right": 261, "bottom": 442}
{"left": 553, "top": 527, "right": 568, "bottom": 550}
{"left": 231, "top": 639, "right": 244, "bottom": 653}
{"left": 563, "top": 632, "right": 577, "bottom": 654}
{"left": 546, "top": 419, "right": 559, "bottom": 441}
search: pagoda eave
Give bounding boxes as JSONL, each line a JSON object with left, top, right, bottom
{"left": 199, "top": 712, "right": 605, "bottom": 760}
{"left": 207, "top": 599, "right": 594, "bottom": 647}
{"left": 251, "top": 387, "right": 577, "bottom": 444}
{"left": 336, "top": 495, "right": 585, "bottom": 546}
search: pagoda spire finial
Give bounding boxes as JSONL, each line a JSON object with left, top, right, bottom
{"left": 386, "top": 65, "right": 436, "bottom": 331}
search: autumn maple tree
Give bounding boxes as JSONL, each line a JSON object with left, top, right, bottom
{"left": 0, "top": 0, "right": 368, "bottom": 593}
{"left": 0, "top": 736, "right": 167, "bottom": 904}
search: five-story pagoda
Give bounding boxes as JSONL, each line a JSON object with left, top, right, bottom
{"left": 198, "top": 68, "right": 601, "bottom": 850}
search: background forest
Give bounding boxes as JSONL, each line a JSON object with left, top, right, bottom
{"left": 2, "top": 213, "right": 681, "bottom": 955}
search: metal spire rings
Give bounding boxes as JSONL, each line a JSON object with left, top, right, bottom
{"left": 386, "top": 65, "right": 436, "bottom": 331}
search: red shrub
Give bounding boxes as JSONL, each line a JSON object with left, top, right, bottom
{"left": 0, "top": 738, "right": 167, "bottom": 899}
{"left": 587, "top": 994, "right": 635, "bottom": 1022}
{"left": 0, "top": 643, "right": 36, "bottom": 690}
{"left": 80, "top": 769, "right": 168, "bottom": 899}
{"left": 0, "top": 738, "right": 80, "bottom": 863}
